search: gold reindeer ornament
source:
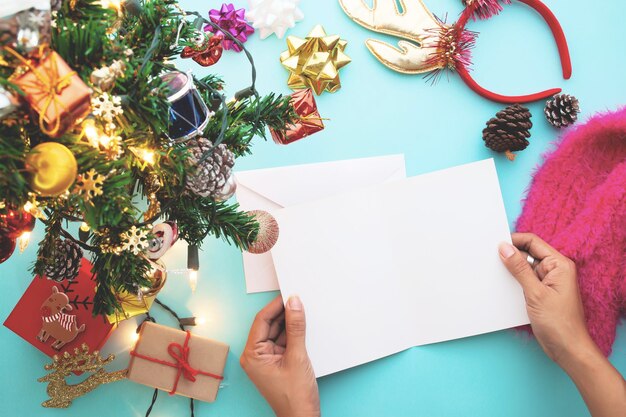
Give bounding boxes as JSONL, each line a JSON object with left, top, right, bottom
{"left": 38, "top": 343, "right": 127, "bottom": 408}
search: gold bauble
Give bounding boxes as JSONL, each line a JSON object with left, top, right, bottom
{"left": 25, "top": 142, "right": 78, "bottom": 197}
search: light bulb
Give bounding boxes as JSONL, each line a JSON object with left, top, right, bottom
{"left": 101, "top": 0, "right": 122, "bottom": 11}
{"left": 130, "top": 330, "right": 139, "bottom": 343}
{"left": 18, "top": 232, "right": 30, "bottom": 253}
{"left": 189, "top": 270, "right": 198, "bottom": 293}
{"left": 195, "top": 316, "right": 206, "bottom": 325}
{"left": 99, "top": 134, "right": 112, "bottom": 147}
{"left": 80, "top": 222, "right": 90, "bottom": 232}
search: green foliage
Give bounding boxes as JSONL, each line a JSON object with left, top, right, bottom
{"left": 0, "top": 0, "right": 297, "bottom": 315}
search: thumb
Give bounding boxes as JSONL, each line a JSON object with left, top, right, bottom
{"left": 284, "top": 295, "right": 307, "bottom": 356}
{"left": 499, "top": 242, "right": 542, "bottom": 295}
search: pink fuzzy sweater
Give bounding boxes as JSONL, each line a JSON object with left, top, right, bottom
{"left": 516, "top": 107, "right": 626, "bottom": 356}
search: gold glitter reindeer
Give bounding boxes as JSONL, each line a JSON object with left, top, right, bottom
{"left": 38, "top": 344, "right": 127, "bottom": 408}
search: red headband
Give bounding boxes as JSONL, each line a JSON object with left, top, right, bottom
{"left": 457, "top": 0, "right": 572, "bottom": 103}
{"left": 339, "top": 0, "right": 572, "bottom": 103}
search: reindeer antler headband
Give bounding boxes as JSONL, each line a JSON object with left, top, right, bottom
{"left": 339, "top": 0, "right": 572, "bottom": 103}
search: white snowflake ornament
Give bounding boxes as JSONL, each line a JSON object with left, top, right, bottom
{"left": 92, "top": 93, "right": 123, "bottom": 123}
{"left": 247, "top": 0, "right": 304, "bottom": 39}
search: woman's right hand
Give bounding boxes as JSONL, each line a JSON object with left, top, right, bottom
{"left": 499, "top": 233, "right": 626, "bottom": 417}
{"left": 498, "top": 232, "right": 590, "bottom": 364}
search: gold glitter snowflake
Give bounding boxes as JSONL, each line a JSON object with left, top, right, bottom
{"left": 74, "top": 169, "right": 105, "bottom": 200}
{"left": 120, "top": 226, "right": 150, "bottom": 255}
{"left": 91, "top": 93, "right": 123, "bottom": 123}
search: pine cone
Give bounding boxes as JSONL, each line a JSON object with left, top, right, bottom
{"left": 185, "top": 137, "right": 235, "bottom": 198}
{"left": 544, "top": 94, "right": 580, "bottom": 128}
{"left": 482, "top": 104, "right": 532, "bottom": 161}
{"left": 45, "top": 239, "right": 83, "bottom": 282}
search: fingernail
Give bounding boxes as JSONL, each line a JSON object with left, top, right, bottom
{"left": 499, "top": 242, "right": 516, "bottom": 259}
{"left": 287, "top": 296, "right": 302, "bottom": 311}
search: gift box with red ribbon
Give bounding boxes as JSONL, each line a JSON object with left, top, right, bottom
{"left": 128, "top": 322, "right": 229, "bottom": 403}
{"left": 9, "top": 48, "right": 91, "bottom": 138}
{"left": 270, "top": 88, "right": 324, "bottom": 145}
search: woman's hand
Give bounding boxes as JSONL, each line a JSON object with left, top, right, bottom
{"left": 240, "top": 296, "right": 320, "bottom": 417}
{"left": 498, "top": 232, "right": 589, "bottom": 364}
{"left": 499, "top": 233, "right": 626, "bottom": 417}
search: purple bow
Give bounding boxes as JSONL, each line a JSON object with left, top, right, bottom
{"left": 204, "top": 3, "right": 254, "bottom": 52}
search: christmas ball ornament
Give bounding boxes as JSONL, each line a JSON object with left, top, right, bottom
{"left": 160, "top": 71, "right": 211, "bottom": 141}
{"left": 44, "top": 239, "right": 84, "bottom": 282}
{"left": 205, "top": 3, "right": 255, "bottom": 52}
{"left": 280, "top": 25, "right": 352, "bottom": 95}
{"left": 247, "top": 0, "right": 304, "bottom": 39}
{"left": 25, "top": 142, "right": 78, "bottom": 197}
{"left": 482, "top": 104, "right": 532, "bottom": 161}
{"left": 246, "top": 210, "right": 279, "bottom": 254}
{"left": 181, "top": 32, "right": 224, "bottom": 67}
{"left": 0, "top": 232, "right": 16, "bottom": 264}
{"left": 544, "top": 94, "right": 580, "bottom": 128}
{"left": 146, "top": 221, "right": 179, "bottom": 261}
{"left": 0, "top": 209, "right": 36, "bottom": 238}
{"left": 185, "top": 137, "right": 235, "bottom": 199}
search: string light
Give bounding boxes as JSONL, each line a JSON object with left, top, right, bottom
{"left": 100, "top": 0, "right": 122, "bottom": 12}
{"left": 188, "top": 270, "right": 198, "bottom": 293}
{"left": 18, "top": 232, "right": 30, "bottom": 253}
{"left": 187, "top": 244, "right": 200, "bottom": 292}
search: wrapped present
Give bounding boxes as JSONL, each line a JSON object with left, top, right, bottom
{"left": 0, "top": 1, "right": 52, "bottom": 54}
{"left": 128, "top": 322, "right": 229, "bottom": 403}
{"left": 8, "top": 49, "right": 91, "bottom": 137}
{"left": 3, "top": 259, "right": 115, "bottom": 361}
{"left": 270, "top": 88, "right": 324, "bottom": 145}
{"left": 106, "top": 261, "right": 167, "bottom": 324}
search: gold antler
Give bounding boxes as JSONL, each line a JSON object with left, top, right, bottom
{"left": 38, "top": 344, "right": 127, "bottom": 408}
{"left": 338, "top": 0, "right": 447, "bottom": 74}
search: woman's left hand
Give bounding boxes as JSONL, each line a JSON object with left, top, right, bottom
{"left": 240, "top": 295, "right": 320, "bottom": 417}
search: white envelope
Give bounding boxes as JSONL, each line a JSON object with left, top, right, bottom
{"left": 235, "top": 155, "right": 406, "bottom": 293}
{"left": 271, "top": 159, "right": 530, "bottom": 377}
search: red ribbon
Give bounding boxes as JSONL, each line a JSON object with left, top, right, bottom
{"left": 130, "top": 331, "right": 224, "bottom": 395}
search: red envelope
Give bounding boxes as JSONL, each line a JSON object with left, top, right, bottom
{"left": 4, "top": 259, "right": 115, "bottom": 361}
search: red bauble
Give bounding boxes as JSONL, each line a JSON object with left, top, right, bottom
{"left": 0, "top": 209, "right": 36, "bottom": 238}
{"left": 0, "top": 232, "right": 16, "bottom": 264}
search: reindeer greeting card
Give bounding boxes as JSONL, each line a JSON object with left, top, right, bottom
{"left": 4, "top": 258, "right": 114, "bottom": 359}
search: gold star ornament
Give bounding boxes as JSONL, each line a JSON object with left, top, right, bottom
{"left": 280, "top": 25, "right": 351, "bottom": 95}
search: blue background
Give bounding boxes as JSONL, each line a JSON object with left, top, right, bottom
{"left": 1, "top": 0, "right": 625, "bottom": 416}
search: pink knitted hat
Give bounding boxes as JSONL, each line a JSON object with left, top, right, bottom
{"left": 516, "top": 106, "right": 626, "bottom": 356}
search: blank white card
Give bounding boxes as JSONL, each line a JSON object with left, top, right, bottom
{"left": 271, "top": 159, "right": 530, "bottom": 377}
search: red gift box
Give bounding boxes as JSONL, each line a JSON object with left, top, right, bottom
{"left": 4, "top": 259, "right": 115, "bottom": 360}
{"left": 270, "top": 88, "right": 324, "bottom": 145}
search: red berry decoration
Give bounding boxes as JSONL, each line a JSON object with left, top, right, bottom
{"left": 0, "top": 232, "right": 16, "bottom": 264}
{"left": 181, "top": 32, "right": 224, "bottom": 67}
{"left": 0, "top": 209, "right": 36, "bottom": 238}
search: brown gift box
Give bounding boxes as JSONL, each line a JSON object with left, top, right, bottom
{"left": 128, "top": 322, "right": 229, "bottom": 403}
{"left": 11, "top": 50, "right": 91, "bottom": 138}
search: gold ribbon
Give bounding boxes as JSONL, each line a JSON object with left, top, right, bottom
{"left": 299, "top": 113, "right": 328, "bottom": 129}
{"left": 4, "top": 45, "right": 75, "bottom": 137}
